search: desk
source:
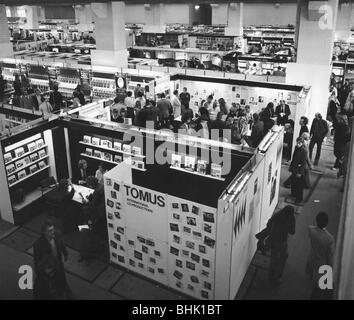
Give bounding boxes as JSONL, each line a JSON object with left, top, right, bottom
{"left": 72, "top": 184, "right": 94, "bottom": 204}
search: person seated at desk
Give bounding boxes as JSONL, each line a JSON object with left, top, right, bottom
{"left": 78, "top": 159, "right": 88, "bottom": 185}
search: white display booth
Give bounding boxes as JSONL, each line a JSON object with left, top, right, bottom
{"left": 103, "top": 126, "right": 284, "bottom": 300}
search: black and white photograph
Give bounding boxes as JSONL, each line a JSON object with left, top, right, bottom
{"left": 173, "top": 270, "right": 183, "bottom": 280}
{"left": 0, "top": 1, "right": 351, "bottom": 304}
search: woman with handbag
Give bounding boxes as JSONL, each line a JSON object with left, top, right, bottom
{"left": 290, "top": 137, "right": 307, "bottom": 204}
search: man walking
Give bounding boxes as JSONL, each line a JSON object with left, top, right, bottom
{"left": 306, "top": 212, "right": 335, "bottom": 300}
{"left": 267, "top": 205, "right": 296, "bottom": 285}
{"left": 309, "top": 113, "right": 329, "bottom": 165}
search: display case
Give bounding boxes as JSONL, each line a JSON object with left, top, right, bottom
{"left": 57, "top": 67, "right": 81, "bottom": 97}
{"left": 27, "top": 64, "right": 50, "bottom": 92}
{"left": 91, "top": 71, "right": 117, "bottom": 100}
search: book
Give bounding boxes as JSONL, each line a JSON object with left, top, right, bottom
{"left": 85, "top": 148, "right": 93, "bottom": 156}
{"left": 122, "top": 144, "right": 131, "bottom": 154}
{"left": 15, "top": 147, "right": 25, "bottom": 158}
{"left": 29, "top": 164, "right": 38, "bottom": 174}
{"left": 6, "top": 164, "right": 15, "bottom": 175}
{"left": 171, "top": 154, "right": 182, "bottom": 168}
{"left": 15, "top": 160, "right": 25, "bottom": 169}
{"left": 113, "top": 142, "right": 122, "bottom": 151}
{"left": 184, "top": 156, "right": 196, "bottom": 171}
{"left": 83, "top": 135, "right": 91, "bottom": 144}
{"left": 23, "top": 156, "right": 31, "bottom": 165}
{"left": 91, "top": 137, "right": 100, "bottom": 146}
{"left": 38, "top": 150, "right": 46, "bottom": 158}
{"left": 211, "top": 163, "right": 222, "bottom": 178}
{"left": 30, "top": 153, "right": 39, "bottom": 162}
{"left": 36, "top": 139, "right": 45, "bottom": 148}
{"left": 17, "top": 170, "right": 26, "bottom": 180}
{"left": 8, "top": 175, "right": 17, "bottom": 185}
{"left": 4, "top": 153, "right": 12, "bottom": 164}
{"left": 106, "top": 141, "right": 112, "bottom": 149}
{"left": 132, "top": 146, "right": 142, "bottom": 156}
{"left": 101, "top": 140, "right": 110, "bottom": 148}
{"left": 196, "top": 160, "right": 207, "bottom": 175}
{"left": 38, "top": 161, "right": 46, "bottom": 169}
{"left": 93, "top": 150, "right": 102, "bottom": 158}
{"left": 104, "top": 152, "right": 112, "bottom": 161}
{"left": 132, "top": 159, "right": 145, "bottom": 170}
{"left": 28, "top": 142, "right": 37, "bottom": 152}
{"left": 114, "top": 155, "right": 122, "bottom": 163}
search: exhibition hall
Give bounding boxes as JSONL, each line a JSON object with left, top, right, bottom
{"left": 0, "top": 0, "right": 353, "bottom": 303}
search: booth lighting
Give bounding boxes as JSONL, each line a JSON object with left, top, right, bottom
{"left": 194, "top": 5, "right": 200, "bottom": 10}
{"left": 229, "top": 172, "right": 252, "bottom": 203}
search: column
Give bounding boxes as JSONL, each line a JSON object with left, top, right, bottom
{"left": 0, "top": 4, "right": 13, "bottom": 59}
{"left": 75, "top": 4, "right": 94, "bottom": 33}
{"left": 142, "top": 3, "right": 166, "bottom": 34}
{"left": 22, "top": 6, "right": 39, "bottom": 30}
{"left": 90, "top": 1, "right": 128, "bottom": 68}
{"left": 335, "top": 2, "right": 354, "bottom": 40}
{"left": 286, "top": 0, "right": 339, "bottom": 125}
{"left": 225, "top": 2, "right": 243, "bottom": 37}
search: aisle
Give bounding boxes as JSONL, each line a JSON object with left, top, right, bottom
{"left": 236, "top": 138, "right": 343, "bottom": 300}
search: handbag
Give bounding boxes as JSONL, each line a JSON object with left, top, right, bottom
{"left": 255, "top": 226, "right": 271, "bottom": 255}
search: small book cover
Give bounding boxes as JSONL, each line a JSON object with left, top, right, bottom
{"left": 15, "top": 160, "right": 25, "bottom": 169}
{"left": 114, "top": 155, "right": 122, "bottom": 163}
{"left": 38, "top": 150, "right": 46, "bottom": 158}
{"left": 93, "top": 150, "right": 102, "bottom": 158}
{"left": 4, "top": 153, "right": 12, "bottom": 164}
{"left": 132, "top": 146, "right": 142, "bottom": 156}
{"left": 113, "top": 142, "right": 122, "bottom": 151}
{"left": 123, "top": 144, "right": 131, "bottom": 154}
{"left": 30, "top": 153, "right": 39, "bottom": 162}
{"left": 211, "top": 163, "right": 222, "bottom": 178}
{"left": 171, "top": 154, "right": 182, "bottom": 168}
{"left": 132, "top": 160, "right": 145, "bottom": 170}
{"left": 29, "top": 164, "right": 38, "bottom": 174}
{"left": 28, "top": 142, "right": 37, "bottom": 152}
{"left": 85, "top": 148, "right": 93, "bottom": 156}
{"left": 38, "top": 161, "right": 46, "bottom": 169}
{"left": 6, "top": 164, "right": 15, "bottom": 175}
{"left": 35, "top": 139, "right": 45, "bottom": 148}
{"left": 91, "top": 137, "right": 100, "bottom": 146}
{"left": 184, "top": 156, "right": 196, "bottom": 171}
{"left": 83, "top": 135, "right": 91, "bottom": 144}
{"left": 17, "top": 170, "right": 26, "bottom": 180}
{"left": 8, "top": 175, "right": 17, "bottom": 185}
{"left": 104, "top": 152, "right": 112, "bottom": 161}
{"left": 101, "top": 140, "right": 110, "bottom": 148}
{"left": 196, "top": 160, "right": 207, "bottom": 175}
{"left": 15, "top": 147, "right": 25, "bottom": 158}
{"left": 106, "top": 141, "right": 113, "bottom": 149}
{"left": 24, "top": 156, "right": 31, "bottom": 165}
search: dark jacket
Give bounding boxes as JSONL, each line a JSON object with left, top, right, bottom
{"left": 87, "top": 184, "right": 105, "bottom": 220}
{"left": 156, "top": 98, "right": 172, "bottom": 119}
{"left": 49, "top": 91, "right": 63, "bottom": 112}
{"left": 299, "top": 125, "right": 309, "bottom": 137}
{"left": 275, "top": 104, "right": 291, "bottom": 125}
{"left": 290, "top": 145, "right": 307, "bottom": 176}
{"left": 179, "top": 92, "right": 190, "bottom": 108}
{"left": 251, "top": 120, "right": 265, "bottom": 147}
{"left": 310, "top": 118, "right": 328, "bottom": 141}
{"left": 267, "top": 209, "right": 295, "bottom": 244}
{"left": 32, "top": 94, "right": 43, "bottom": 111}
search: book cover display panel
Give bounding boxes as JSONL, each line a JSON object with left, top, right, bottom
{"left": 30, "top": 153, "right": 39, "bottom": 162}
{"left": 122, "top": 144, "right": 131, "bottom": 154}
{"left": 132, "top": 146, "right": 142, "bottom": 156}
{"left": 113, "top": 141, "right": 122, "bottom": 151}
{"left": 83, "top": 135, "right": 91, "bottom": 144}
{"left": 171, "top": 154, "right": 182, "bottom": 169}
{"left": 91, "top": 137, "right": 100, "bottom": 146}
{"left": 104, "top": 178, "right": 127, "bottom": 267}
{"left": 93, "top": 150, "right": 102, "bottom": 158}
{"left": 167, "top": 195, "right": 217, "bottom": 300}
{"left": 35, "top": 139, "right": 45, "bottom": 148}
{"left": 17, "top": 170, "right": 26, "bottom": 180}
{"left": 4, "top": 153, "right": 12, "bottom": 164}
{"left": 15, "top": 147, "right": 25, "bottom": 158}
{"left": 184, "top": 156, "right": 196, "bottom": 171}
{"left": 38, "top": 161, "right": 46, "bottom": 169}
{"left": 15, "top": 159, "right": 25, "bottom": 169}
{"left": 6, "top": 164, "right": 15, "bottom": 175}
{"left": 27, "top": 142, "right": 37, "bottom": 152}
{"left": 29, "top": 164, "right": 38, "bottom": 174}
{"left": 85, "top": 148, "right": 93, "bottom": 156}
{"left": 8, "top": 175, "right": 17, "bottom": 185}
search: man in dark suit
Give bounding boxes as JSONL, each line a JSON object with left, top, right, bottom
{"left": 251, "top": 113, "right": 265, "bottom": 147}
{"left": 156, "top": 92, "right": 172, "bottom": 128}
{"left": 179, "top": 87, "right": 190, "bottom": 110}
{"left": 33, "top": 219, "right": 70, "bottom": 300}
{"left": 309, "top": 113, "right": 329, "bottom": 165}
{"left": 275, "top": 100, "right": 291, "bottom": 126}
{"left": 32, "top": 88, "right": 43, "bottom": 111}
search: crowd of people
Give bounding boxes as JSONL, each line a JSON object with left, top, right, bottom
{"left": 110, "top": 86, "right": 293, "bottom": 148}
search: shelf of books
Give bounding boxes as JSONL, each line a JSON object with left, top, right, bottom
{"left": 80, "top": 135, "right": 146, "bottom": 172}
{"left": 170, "top": 153, "right": 225, "bottom": 181}
{"left": 3, "top": 135, "right": 50, "bottom": 188}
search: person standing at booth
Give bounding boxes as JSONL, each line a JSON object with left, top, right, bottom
{"left": 275, "top": 100, "right": 291, "bottom": 126}
{"left": 290, "top": 137, "right": 307, "bottom": 203}
{"left": 179, "top": 87, "right": 190, "bottom": 110}
{"left": 49, "top": 84, "right": 63, "bottom": 112}
{"left": 171, "top": 90, "right": 182, "bottom": 118}
{"left": 309, "top": 113, "right": 329, "bottom": 166}
{"left": 157, "top": 93, "right": 172, "bottom": 128}
{"left": 39, "top": 94, "right": 53, "bottom": 115}
{"left": 32, "top": 88, "right": 43, "bottom": 111}
{"left": 267, "top": 205, "right": 296, "bottom": 285}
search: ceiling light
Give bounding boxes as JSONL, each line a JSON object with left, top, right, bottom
{"left": 195, "top": 5, "right": 200, "bottom": 10}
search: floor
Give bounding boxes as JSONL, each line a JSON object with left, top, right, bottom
{"left": 0, "top": 138, "right": 343, "bottom": 300}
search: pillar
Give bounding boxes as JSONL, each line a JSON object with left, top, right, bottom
{"left": 286, "top": 0, "right": 339, "bottom": 126}
{"left": 335, "top": 2, "right": 354, "bottom": 40}
{"left": 90, "top": 1, "right": 128, "bottom": 68}
{"left": 0, "top": 4, "right": 13, "bottom": 59}
{"left": 225, "top": 3, "right": 243, "bottom": 37}
{"left": 75, "top": 4, "right": 94, "bottom": 33}
{"left": 22, "top": 6, "right": 39, "bottom": 30}
{"left": 142, "top": 3, "right": 166, "bottom": 34}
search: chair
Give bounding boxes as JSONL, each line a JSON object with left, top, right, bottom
{"left": 39, "top": 176, "right": 57, "bottom": 197}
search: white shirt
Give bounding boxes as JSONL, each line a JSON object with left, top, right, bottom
{"left": 171, "top": 95, "right": 181, "bottom": 118}
{"left": 124, "top": 96, "right": 135, "bottom": 108}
